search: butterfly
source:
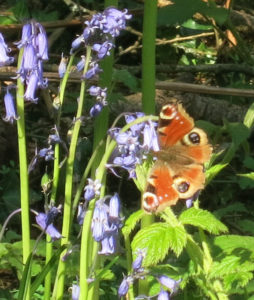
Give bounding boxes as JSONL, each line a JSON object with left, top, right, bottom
{"left": 142, "top": 102, "right": 212, "bottom": 213}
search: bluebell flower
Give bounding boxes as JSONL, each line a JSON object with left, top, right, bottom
{"left": 91, "top": 201, "right": 109, "bottom": 242}
{"left": 158, "top": 289, "right": 170, "bottom": 300}
{"left": 3, "top": 90, "right": 19, "bottom": 124}
{"left": 72, "top": 284, "right": 80, "bottom": 300}
{"left": 132, "top": 249, "right": 146, "bottom": 272}
{"left": 36, "top": 212, "right": 62, "bottom": 241}
{"left": 45, "top": 206, "right": 61, "bottom": 226}
{"left": 22, "top": 44, "right": 37, "bottom": 71}
{"left": 15, "top": 23, "right": 32, "bottom": 48}
{"left": 84, "top": 178, "right": 101, "bottom": 201}
{"left": 76, "top": 55, "right": 86, "bottom": 72}
{"left": 24, "top": 72, "right": 39, "bottom": 102}
{"left": 89, "top": 102, "right": 105, "bottom": 117}
{"left": 36, "top": 23, "right": 48, "bottom": 60}
{"left": 88, "top": 85, "right": 107, "bottom": 101}
{"left": 125, "top": 112, "right": 145, "bottom": 136}
{"left": 0, "top": 33, "right": 14, "bottom": 67}
{"left": 77, "top": 203, "right": 86, "bottom": 225}
{"left": 84, "top": 62, "right": 102, "bottom": 79}
{"left": 38, "top": 147, "right": 54, "bottom": 161}
{"left": 102, "top": 7, "right": 132, "bottom": 37}
{"left": 92, "top": 41, "right": 114, "bottom": 59}
{"left": 71, "top": 35, "right": 84, "bottom": 53}
{"left": 142, "top": 121, "right": 159, "bottom": 152}
{"left": 158, "top": 275, "right": 181, "bottom": 294}
{"left": 58, "top": 54, "right": 68, "bottom": 78}
{"left": 16, "top": 21, "right": 48, "bottom": 102}
{"left": 98, "top": 234, "right": 116, "bottom": 255}
{"left": 118, "top": 276, "right": 132, "bottom": 297}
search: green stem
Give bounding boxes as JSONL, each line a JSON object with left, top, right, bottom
{"left": 53, "top": 47, "right": 91, "bottom": 300}
{"left": 139, "top": 1, "right": 157, "bottom": 294}
{"left": 44, "top": 54, "right": 75, "bottom": 300}
{"left": 16, "top": 47, "right": 31, "bottom": 300}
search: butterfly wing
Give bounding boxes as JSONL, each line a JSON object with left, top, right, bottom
{"left": 143, "top": 103, "right": 212, "bottom": 213}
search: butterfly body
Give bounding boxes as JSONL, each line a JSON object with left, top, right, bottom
{"left": 142, "top": 103, "right": 212, "bottom": 213}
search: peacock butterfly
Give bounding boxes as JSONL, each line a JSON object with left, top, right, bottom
{"left": 142, "top": 102, "right": 212, "bottom": 213}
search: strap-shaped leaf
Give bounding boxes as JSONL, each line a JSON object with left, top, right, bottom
{"left": 179, "top": 207, "right": 228, "bottom": 234}
{"left": 131, "top": 222, "right": 187, "bottom": 267}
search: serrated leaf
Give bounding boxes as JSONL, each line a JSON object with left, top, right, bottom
{"left": 214, "top": 235, "right": 254, "bottom": 253}
{"left": 224, "top": 272, "right": 253, "bottom": 291}
{"left": 131, "top": 223, "right": 187, "bottom": 267}
{"left": 179, "top": 207, "right": 228, "bottom": 234}
{"left": 122, "top": 210, "right": 144, "bottom": 237}
{"left": 210, "top": 256, "right": 241, "bottom": 278}
{"left": 0, "top": 243, "right": 8, "bottom": 258}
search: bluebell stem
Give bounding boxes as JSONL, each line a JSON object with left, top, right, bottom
{"left": 84, "top": 178, "right": 101, "bottom": 201}
{"left": 36, "top": 212, "right": 62, "bottom": 241}
{"left": 3, "top": 89, "right": 19, "bottom": 124}
{"left": 0, "top": 33, "right": 14, "bottom": 67}
{"left": 158, "top": 289, "right": 170, "bottom": 300}
{"left": 71, "top": 284, "right": 80, "bottom": 300}
{"left": 58, "top": 54, "right": 68, "bottom": 78}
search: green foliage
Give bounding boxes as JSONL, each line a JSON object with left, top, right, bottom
{"left": 179, "top": 207, "right": 228, "bottom": 234}
{"left": 113, "top": 69, "right": 139, "bottom": 92}
{"left": 122, "top": 209, "right": 144, "bottom": 237}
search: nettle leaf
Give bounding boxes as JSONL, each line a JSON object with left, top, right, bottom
{"left": 122, "top": 210, "right": 144, "bottom": 238}
{"left": 0, "top": 243, "right": 8, "bottom": 258}
{"left": 224, "top": 272, "right": 253, "bottom": 291}
{"left": 179, "top": 207, "right": 228, "bottom": 234}
{"left": 214, "top": 235, "right": 254, "bottom": 254}
{"left": 210, "top": 256, "right": 241, "bottom": 278}
{"left": 131, "top": 222, "right": 187, "bottom": 267}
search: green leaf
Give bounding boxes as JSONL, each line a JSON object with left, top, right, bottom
{"left": 214, "top": 235, "right": 254, "bottom": 254}
{"left": 131, "top": 222, "right": 187, "bottom": 267}
{"left": 179, "top": 207, "right": 228, "bottom": 234}
{"left": 237, "top": 220, "right": 254, "bottom": 235}
{"left": 158, "top": 0, "right": 207, "bottom": 25}
{"left": 210, "top": 255, "right": 241, "bottom": 278}
{"left": 244, "top": 102, "right": 254, "bottom": 128}
{"left": 225, "top": 122, "right": 250, "bottom": 147}
{"left": 224, "top": 272, "right": 253, "bottom": 291}
{"left": 134, "top": 158, "right": 153, "bottom": 192}
{"left": 122, "top": 210, "right": 145, "bottom": 238}
{"left": 0, "top": 243, "right": 8, "bottom": 258}
{"left": 205, "top": 163, "right": 228, "bottom": 184}
{"left": 112, "top": 69, "right": 139, "bottom": 92}
{"left": 237, "top": 172, "right": 254, "bottom": 189}
{"left": 182, "top": 19, "right": 213, "bottom": 31}
{"left": 214, "top": 202, "right": 248, "bottom": 219}
{"left": 200, "top": 7, "right": 229, "bottom": 25}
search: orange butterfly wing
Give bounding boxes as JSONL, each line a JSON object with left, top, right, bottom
{"left": 142, "top": 103, "right": 212, "bottom": 213}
